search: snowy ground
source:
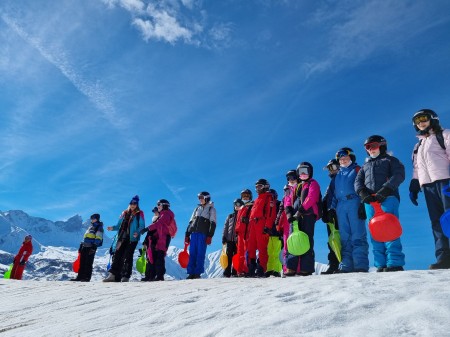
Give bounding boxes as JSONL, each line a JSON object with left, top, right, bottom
{"left": 1, "top": 270, "right": 449, "bottom": 336}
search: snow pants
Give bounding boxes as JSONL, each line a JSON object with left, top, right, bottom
{"left": 286, "top": 214, "right": 316, "bottom": 274}
{"left": 110, "top": 238, "right": 138, "bottom": 280}
{"left": 365, "top": 196, "right": 405, "bottom": 268}
{"left": 423, "top": 179, "right": 450, "bottom": 263}
{"left": 337, "top": 198, "right": 369, "bottom": 272}
{"left": 224, "top": 241, "right": 237, "bottom": 277}
{"left": 247, "top": 221, "right": 269, "bottom": 272}
{"left": 77, "top": 246, "right": 97, "bottom": 281}
{"left": 146, "top": 236, "right": 170, "bottom": 281}
{"left": 10, "top": 263, "right": 26, "bottom": 280}
{"left": 187, "top": 232, "right": 207, "bottom": 275}
{"left": 236, "top": 232, "right": 248, "bottom": 274}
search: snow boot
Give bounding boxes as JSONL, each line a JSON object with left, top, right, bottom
{"left": 429, "top": 260, "right": 450, "bottom": 270}
{"left": 321, "top": 266, "right": 339, "bottom": 275}
{"left": 385, "top": 266, "right": 404, "bottom": 272}
{"left": 248, "top": 259, "right": 257, "bottom": 278}
{"left": 103, "top": 272, "right": 116, "bottom": 282}
{"left": 121, "top": 277, "right": 130, "bottom": 282}
{"left": 376, "top": 267, "right": 387, "bottom": 272}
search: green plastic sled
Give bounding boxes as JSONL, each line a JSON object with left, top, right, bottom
{"left": 3, "top": 264, "right": 13, "bottom": 279}
{"left": 287, "top": 220, "right": 310, "bottom": 256}
{"left": 136, "top": 247, "right": 147, "bottom": 274}
{"left": 327, "top": 222, "right": 342, "bottom": 262}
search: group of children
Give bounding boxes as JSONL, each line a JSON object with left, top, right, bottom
{"left": 6, "top": 108, "right": 450, "bottom": 281}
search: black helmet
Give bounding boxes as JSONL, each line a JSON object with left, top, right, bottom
{"left": 198, "top": 191, "right": 211, "bottom": 203}
{"left": 255, "top": 178, "right": 270, "bottom": 193}
{"left": 335, "top": 147, "right": 356, "bottom": 163}
{"left": 90, "top": 213, "right": 100, "bottom": 221}
{"left": 269, "top": 188, "right": 278, "bottom": 200}
{"left": 240, "top": 188, "right": 253, "bottom": 201}
{"left": 285, "top": 169, "right": 298, "bottom": 181}
{"left": 412, "top": 109, "right": 441, "bottom": 134}
{"left": 323, "top": 158, "right": 339, "bottom": 171}
{"left": 296, "top": 162, "right": 313, "bottom": 180}
{"left": 233, "top": 198, "right": 244, "bottom": 207}
{"left": 364, "top": 135, "right": 387, "bottom": 154}
{"left": 157, "top": 199, "right": 170, "bottom": 210}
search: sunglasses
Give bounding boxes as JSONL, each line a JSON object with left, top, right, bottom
{"left": 364, "top": 142, "right": 384, "bottom": 150}
{"left": 413, "top": 115, "right": 430, "bottom": 125}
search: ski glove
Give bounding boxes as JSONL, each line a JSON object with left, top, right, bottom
{"left": 241, "top": 216, "right": 249, "bottom": 225}
{"left": 409, "top": 179, "right": 421, "bottom": 206}
{"left": 139, "top": 227, "right": 148, "bottom": 235}
{"left": 328, "top": 209, "right": 337, "bottom": 224}
{"left": 263, "top": 227, "right": 271, "bottom": 235}
{"left": 285, "top": 206, "right": 295, "bottom": 223}
{"left": 358, "top": 203, "right": 367, "bottom": 220}
{"left": 359, "top": 188, "right": 377, "bottom": 204}
{"left": 19, "top": 260, "right": 26, "bottom": 266}
{"left": 375, "top": 186, "right": 393, "bottom": 203}
{"left": 222, "top": 236, "right": 227, "bottom": 244}
{"left": 184, "top": 236, "right": 190, "bottom": 244}
{"left": 443, "top": 184, "right": 450, "bottom": 197}
{"left": 205, "top": 237, "right": 212, "bottom": 245}
{"left": 89, "top": 248, "right": 96, "bottom": 255}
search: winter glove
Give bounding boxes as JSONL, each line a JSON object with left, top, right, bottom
{"left": 358, "top": 203, "right": 367, "bottom": 220}
{"left": 285, "top": 206, "right": 295, "bottom": 223}
{"left": 89, "top": 248, "right": 96, "bottom": 255}
{"left": 184, "top": 236, "right": 190, "bottom": 244}
{"left": 375, "top": 186, "right": 393, "bottom": 203}
{"left": 263, "top": 227, "right": 270, "bottom": 235}
{"left": 78, "top": 243, "right": 83, "bottom": 253}
{"left": 139, "top": 227, "right": 148, "bottom": 235}
{"left": 409, "top": 179, "right": 421, "bottom": 206}
{"left": 294, "top": 206, "right": 306, "bottom": 220}
{"left": 443, "top": 184, "right": 450, "bottom": 197}
{"left": 241, "top": 216, "right": 249, "bottom": 225}
{"left": 222, "top": 236, "right": 227, "bottom": 244}
{"left": 205, "top": 237, "right": 212, "bottom": 245}
{"left": 359, "top": 188, "right": 377, "bottom": 204}
{"left": 321, "top": 209, "right": 329, "bottom": 224}
{"left": 328, "top": 209, "right": 337, "bottom": 224}
{"left": 19, "top": 260, "right": 26, "bottom": 266}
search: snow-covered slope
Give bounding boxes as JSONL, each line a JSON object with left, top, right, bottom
{"left": 1, "top": 270, "right": 449, "bottom": 336}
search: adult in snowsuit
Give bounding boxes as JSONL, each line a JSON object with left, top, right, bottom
{"left": 234, "top": 189, "right": 253, "bottom": 276}
{"left": 140, "top": 199, "right": 174, "bottom": 281}
{"left": 285, "top": 162, "right": 321, "bottom": 276}
{"left": 104, "top": 195, "right": 145, "bottom": 282}
{"left": 331, "top": 149, "right": 369, "bottom": 273}
{"left": 409, "top": 109, "right": 450, "bottom": 269}
{"left": 10, "top": 234, "right": 33, "bottom": 280}
{"left": 185, "top": 191, "right": 216, "bottom": 279}
{"left": 71, "top": 214, "right": 104, "bottom": 282}
{"left": 355, "top": 135, "right": 406, "bottom": 272}
{"left": 321, "top": 158, "right": 341, "bottom": 274}
{"left": 222, "top": 199, "right": 242, "bottom": 277}
{"left": 247, "top": 179, "right": 276, "bottom": 277}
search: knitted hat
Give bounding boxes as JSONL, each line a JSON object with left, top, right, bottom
{"left": 25, "top": 234, "right": 32, "bottom": 240}
{"left": 130, "top": 195, "right": 140, "bottom": 205}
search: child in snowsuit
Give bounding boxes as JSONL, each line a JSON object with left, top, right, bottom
{"left": 140, "top": 199, "right": 174, "bottom": 281}
{"left": 10, "top": 234, "right": 33, "bottom": 280}
{"left": 71, "top": 214, "right": 103, "bottom": 282}
{"left": 235, "top": 189, "right": 253, "bottom": 276}
{"left": 286, "top": 162, "right": 321, "bottom": 276}
{"left": 104, "top": 195, "right": 145, "bottom": 282}
{"left": 247, "top": 179, "right": 276, "bottom": 277}
{"left": 355, "top": 135, "right": 406, "bottom": 272}
{"left": 140, "top": 206, "right": 159, "bottom": 281}
{"left": 185, "top": 191, "right": 216, "bottom": 279}
{"left": 222, "top": 199, "right": 242, "bottom": 277}
{"left": 275, "top": 184, "right": 291, "bottom": 274}
{"left": 409, "top": 109, "right": 450, "bottom": 269}
{"left": 321, "top": 159, "right": 341, "bottom": 274}
{"left": 266, "top": 189, "right": 282, "bottom": 277}
{"left": 331, "top": 149, "right": 369, "bottom": 273}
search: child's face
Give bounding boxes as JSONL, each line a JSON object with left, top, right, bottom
{"left": 416, "top": 120, "right": 431, "bottom": 131}
{"left": 338, "top": 155, "right": 351, "bottom": 166}
{"left": 367, "top": 147, "right": 381, "bottom": 157}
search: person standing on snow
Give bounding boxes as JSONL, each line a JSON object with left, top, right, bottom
{"left": 285, "top": 162, "right": 321, "bottom": 276}
{"left": 221, "top": 199, "right": 242, "bottom": 277}
{"left": 10, "top": 234, "right": 33, "bottom": 280}
{"left": 409, "top": 109, "right": 450, "bottom": 269}
{"left": 247, "top": 179, "right": 276, "bottom": 277}
{"left": 331, "top": 149, "right": 369, "bottom": 273}
{"left": 265, "top": 188, "right": 283, "bottom": 277}
{"left": 185, "top": 191, "right": 217, "bottom": 279}
{"left": 104, "top": 195, "right": 145, "bottom": 282}
{"left": 140, "top": 199, "right": 174, "bottom": 281}
{"left": 71, "top": 214, "right": 104, "bottom": 282}
{"left": 355, "top": 135, "right": 406, "bottom": 272}
{"left": 234, "top": 189, "right": 254, "bottom": 276}
{"left": 320, "top": 159, "right": 342, "bottom": 274}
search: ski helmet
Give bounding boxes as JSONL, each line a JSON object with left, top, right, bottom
{"left": 335, "top": 147, "right": 356, "bottom": 163}
{"left": 157, "top": 199, "right": 170, "bottom": 209}
{"left": 412, "top": 109, "right": 441, "bottom": 134}
{"left": 240, "top": 188, "right": 253, "bottom": 201}
{"left": 296, "top": 162, "right": 313, "bottom": 179}
{"left": 90, "top": 213, "right": 100, "bottom": 221}
{"left": 233, "top": 198, "right": 244, "bottom": 207}
{"left": 269, "top": 188, "right": 278, "bottom": 200}
{"left": 364, "top": 135, "right": 387, "bottom": 154}
{"left": 255, "top": 178, "right": 270, "bottom": 193}
{"left": 285, "top": 169, "right": 298, "bottom": 181}
{"left": 197, "top": 191, "right": 211, "bottom": 203}
{"left": 323, "top": 158, "right": 339, "bottom": 171}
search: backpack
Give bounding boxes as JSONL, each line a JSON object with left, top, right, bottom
{"left": 168, "top": 217, "right": 177, "bottom": 238}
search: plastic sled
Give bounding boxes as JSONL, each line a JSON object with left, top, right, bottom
{"left": 287, "top": 220, "right": 310, "bottom": 256}
{"left": 72, "top": 252, "right": 81, "bottom": 273}
{"left": 368, "top": 202, "right": 402, "bottom": 242}
{"left": 219, "top": 245, "right": 228, "bottom": 269}
{"left": 3, "top": 264, "right": 13, "bottom": 279}
{"left": 136, "top": 247, "right": 147, "bottom": 274}
{"left": 178, "top": 243, "right": 190, "bottom": 268}
{"left": 327, "top": 221, "right": 342, "bottom": 262}
{"left": 232, "top": 253, "right": 240, "bottom": 271}
{"left": 440, "top": 209, "right": 450, "bottom": 238}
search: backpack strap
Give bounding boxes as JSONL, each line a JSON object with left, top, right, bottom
{"left": 436, "top": 131, "right": 446, "bottom": 150}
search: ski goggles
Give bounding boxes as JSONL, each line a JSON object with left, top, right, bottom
{"left": 364, "top": 142, "right": 385, "bottom": 150}
{"left": 297, "top": 167, "right": 309, "bottom": 176}
{"left": 336, "top": 149, "right": 351, "bottom": 159}
{"left": 255, "top": 184, "right": 265, "bottom": 191}
{"left": 327, "top": 163, "right": 339, "bottom": 171}
{"left": 413, "top": 114, "right": 430, "bottom": 125}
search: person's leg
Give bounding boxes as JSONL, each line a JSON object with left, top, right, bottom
{"left": 299, "top": 215, "right": 316, "bottom": 274}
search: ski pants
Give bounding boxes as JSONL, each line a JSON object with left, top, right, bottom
{"left": 247, "top": 221, "right": 269, "bottom": 272}
{"left": 365, "top": 196, "right": 405, "bottom": 268}
{"left": 337, "top": 198, "right": 369, "bottom": 272}
{"left": 423, "top": 179, "right": 450, "bottom": 263}
{"left": 236, "top": 232, "right": 249, "bottom": 274}
{"left": 266, "top": 236, "right": 282, "bottom": 273}
{"left": 78, "top": 246, "right": 97, "bottom": 281}
{"left": 187, "top": 232, "right": 207, "bottom": 275}
{"left": 286, "top": 214, "right": 316, "bottom": 273}
{"left": 10, "top": 263, "right": 26, "bottom": 280}
{"left": 146, "top": 236, "right": 170, "bottom": 281}
{"left": 110, "top": 238, "right": 138, "bottom": 279}
{"left": 224, "top": 241, "right": 237, "bottom": 276}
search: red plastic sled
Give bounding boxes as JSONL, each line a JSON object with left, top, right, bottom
{"left": 72, "top": 252, "right": 81, "bottom": 273}
{"left": 368, "top": 202, "right": 402, "bottom": 242}
{"left": 178, "top": 243, "right": 190, "bottom": 268}
{"left": 232, "top": 253, "right": 240, "bottom": 271}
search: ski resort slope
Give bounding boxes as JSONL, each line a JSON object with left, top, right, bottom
{"left": 1, "top": 270, "right": 449, "bottom": 336}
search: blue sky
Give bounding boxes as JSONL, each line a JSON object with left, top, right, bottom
{"left": 1, "top": 0, "right": 449, "bottom": 269}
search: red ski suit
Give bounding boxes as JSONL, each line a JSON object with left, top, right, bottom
{"left": 235, "top": 203, "right": 253, "bottom": 274}
{"left": 11, "top": 240, "right": 33, "bottom": 280}
{"left": 247, "top": 192, "right": 276, "bottom": 272}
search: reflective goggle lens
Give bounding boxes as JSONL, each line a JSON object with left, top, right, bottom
{"left": 365, "top": 142, "right": 381, "bottom": 150}
{"left": 414, "top": 115, "right": 430, "bottom": 124}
